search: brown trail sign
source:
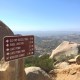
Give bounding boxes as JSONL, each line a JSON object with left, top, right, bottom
{"left": 3, "top": 35, "right": 34, "bottom": 61}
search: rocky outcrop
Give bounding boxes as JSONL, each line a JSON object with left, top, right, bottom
{"left": 75, "top": 55, "right": 80, "bottom": 65}
{"left": 0, "top": 62, "right": 9, "bottom": 80}
{"left": 51, "top": 64, "right": 80, "bottom": 80}
{"left": 0, "top": 21, "right": 14, "bottom": 60}
{"left": 0, "top": 21, "right": 17, "bottom": 80}
{"left": 50, "top": 41, "right": 79, "bottom": 60}
{"left": 25, "top": 67, "right": 52, "bottom": 80}
{"left": 54, "top": 62, "right": 69, "bottom": 69}
{"left": 0, "top": 21, "right": 25, "bottom": 80}
{"left": 68, "top": 55, "right": 80, "bottom": 64}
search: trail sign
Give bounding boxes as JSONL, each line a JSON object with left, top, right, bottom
{"left": 3, "top": 35, "right": 34, "bottom": 61}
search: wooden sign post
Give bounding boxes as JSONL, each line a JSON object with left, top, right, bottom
{"left": 3, "top": 35, "right": 34, "bottom": 80}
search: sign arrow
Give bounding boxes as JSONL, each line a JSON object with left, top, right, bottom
{"left": 6, "top": 53, "right": 9, "bottom": 55}
{"left": 6, "top": 44, "right": 9, "bottom": 47}
{"left": 6, "top": 48, "right": 9, "bottom": 51}
{"left": 6, "top": 57, "right": 9, "bottom": 60}
{"left": 6, "top": 40, "right": 9, "bottom": 43}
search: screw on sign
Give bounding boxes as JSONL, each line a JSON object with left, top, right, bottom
{"left": 3, "top": 35, "right": 34, "bottom": 61}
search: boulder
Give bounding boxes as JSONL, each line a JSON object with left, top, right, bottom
{"left": 0, "top": 21, "right": 16, "bottom": 80}
{"left": 68, "top": 58, "right": 76, "bottom": 64}
{"left": 50, "top": 41, "right": 79, "bottom": 60}
{"left": 54, "top": 62, "right": 69, "bottom": 69}
{"left": 68, "top": 55, "right": 80, "bottom": 65}
{"left": 0, "top": 21, "right": 14, "bottom": 60}
{"left": 75, "top": 55, "right": 80, "bottom": 65}
{"left": 24, "top": 67, "right": 52, "bottom": 80}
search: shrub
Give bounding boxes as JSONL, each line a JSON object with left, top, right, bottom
{"left": 25, "top": 54, "right": 54, "bottom": 73}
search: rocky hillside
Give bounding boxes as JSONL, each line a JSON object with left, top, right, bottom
{"left": 50, "top": 41, "right": 80, "bottom": 62}
{"left": 49, "top": 41, "right": 80, "bottom": 80}
{"left": 50, "top": 64, "right": 80, "bottom": 80}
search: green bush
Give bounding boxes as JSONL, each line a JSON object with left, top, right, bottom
{"left": 25, "top": 54, "right": 54, "bottom": 73}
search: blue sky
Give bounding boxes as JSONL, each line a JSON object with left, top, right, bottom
{"left": 0, "top": 0, "right": 80, "bottom": 31}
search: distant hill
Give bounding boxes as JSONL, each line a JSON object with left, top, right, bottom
{"left": 35, "top": 36, "right": 42, "bottom": 45}
{"left": 14, "top": 31, "right": 80, "bottom": 56}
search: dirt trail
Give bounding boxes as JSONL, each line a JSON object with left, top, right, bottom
{"left": 50, "top": 64, "right": 80, "bottom": 80}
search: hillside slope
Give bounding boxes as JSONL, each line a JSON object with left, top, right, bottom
{"left": 51, "top": 64, "right": 80, "bottom": 80}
